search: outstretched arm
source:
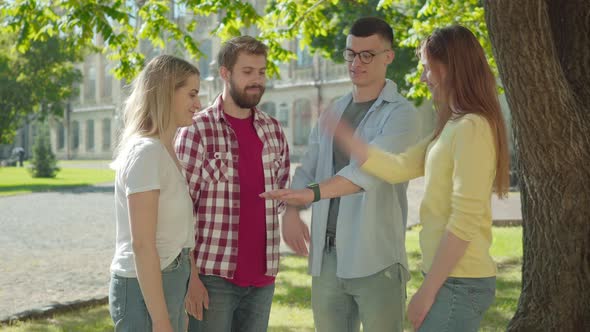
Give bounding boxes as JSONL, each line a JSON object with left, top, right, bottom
{"left": 260, "top": 175, "right": 361, "bottom": 206}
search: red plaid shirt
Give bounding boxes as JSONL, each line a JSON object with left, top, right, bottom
{"left": 175, "top": 96, "right": 290, "bottom": 278}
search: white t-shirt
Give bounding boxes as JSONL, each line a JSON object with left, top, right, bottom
{"left": 110, "top": 136, "right": 194, "bottom": 278}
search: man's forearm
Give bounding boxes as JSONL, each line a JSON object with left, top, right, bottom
{"left": 318, "top": 175, "right": 362, "bottom": 200}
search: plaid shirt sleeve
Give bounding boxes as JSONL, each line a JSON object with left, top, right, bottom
{"left": 175, "top": 125, "right": 204, "bottom": 205}
{"left": 276, "top": 128, "right": 290, "bottom": 213}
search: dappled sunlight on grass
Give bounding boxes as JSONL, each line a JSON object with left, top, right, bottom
{"left": 269, "top": 255, "right": 314, "bottom": 331}
{"left": 491, "top": 227, "right": 523, "bottom": 260}
{"left": 481, "top": 263, "right": 521, "bottom": 331}
{"left": 0, "top": 228, "right": 522, "bottom": 331}
{"left": 1, "top": 306, "right": 112, "bottom": 332}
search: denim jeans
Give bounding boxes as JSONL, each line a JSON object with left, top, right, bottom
{"left": 187, "top": 275, "right": 275, "bottom": 332}
{"left": 418, "top": 275, "right": 496, "bottom": 332}
{"left": 312, "top": 249, "right": 407, "bottom": 332}
{"left": 109, "top": 248, "right": 191, "bottom": 332}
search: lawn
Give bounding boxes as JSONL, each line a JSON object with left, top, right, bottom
{"left": 0, "top": 227, "right": 522, "bottom": 332}
{"left": 0, "top": 166, "right": 114, "bottom": 196}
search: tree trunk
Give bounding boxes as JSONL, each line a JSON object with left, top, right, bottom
{"left": 484, "top": 1, "right": 590, "bottom": 331}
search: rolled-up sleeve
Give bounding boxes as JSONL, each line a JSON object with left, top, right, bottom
{"left": 275, "top": 127, "right": 291, "bottom": 212}
{"left": 446, "top": 117, "right": 496, "bottom": 241}
{"left": 291, "top": 121, "right": 321, "bottom": 190}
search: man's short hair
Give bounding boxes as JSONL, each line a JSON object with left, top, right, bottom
{"left": 349, "top": 17, "right": 394, "bottom": 47}
{"left": 217, "top": 36, "right": 268, "bottom": 71}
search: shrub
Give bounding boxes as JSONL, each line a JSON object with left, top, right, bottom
{"left": 28, "top": 123, "right": 59, "bottom": 178}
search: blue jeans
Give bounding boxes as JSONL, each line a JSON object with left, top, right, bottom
{"left": 312, "top": 249, "right": 407, "bottom": 332}
{"left": 418, "top": 275, "right": 496, "bottom": 332}
{"left": 187, "top": 275, "right": 275, "bottom": 332}
{"left": 109, "top": 248, "right": 191, "bottom": 332}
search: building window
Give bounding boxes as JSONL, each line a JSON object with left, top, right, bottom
{"left": 72, "top": 121, "right": 79, "bottom": 150}
{"left": 296, "top": 43, "right": 313, "bottom": 68}
{"left": 277, "top": 103, "right": 290, "bottom": 128}
{"left": 85, "top": 67, "right": 96, "bottom": 102}
{"left": 102, "top": 118, "right": 111, "bottom": 150}
{"left": 57, "top": 122, "right": 65, "bottom": 150}
{"left": 86, "top": 120, "right": 94, "bottom": 150}
{"left": 293, "top": 99, "right": 312, "bottom": 146}
{"left": 104, "top": 65, "right": 113, "bottom": 101}
{"left": 260, "top": 102, "right": 276, "bottom": 118}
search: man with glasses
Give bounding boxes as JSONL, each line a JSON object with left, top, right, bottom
{"left": 269, "top": 17, "right": 420, "bottom": 331}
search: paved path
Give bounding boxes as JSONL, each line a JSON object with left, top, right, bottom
{"left": 0, "top": 165, "right": 521, "bottom": 320}
{"left": 0, "top": 184, "right": 115, "bottom": 320}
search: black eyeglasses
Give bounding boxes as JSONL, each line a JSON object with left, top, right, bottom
{"left": 343, "top": 49, "right": 389, "bottom": 64}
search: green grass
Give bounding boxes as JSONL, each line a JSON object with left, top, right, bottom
{"left": 0, "top": 227, "right": 522, "bottom": 332}
{"left": 57, "top": 160, "right": 111, "bottom": 164}
{"left": 0, "top": 306, "right": 113, "bottom": 332}
{"left": 0, "top": 167, "right": 115, "bottom": 196}
{"left": 404, "top": 226, "right": 522, "bottom": 332}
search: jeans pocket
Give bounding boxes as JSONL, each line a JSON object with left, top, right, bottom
{"left": 467, "top": 285, "right": 495, "bottom": 316}
{"left": 162, "top": 252, "right": 182, "bottom": 273}
{"left": 109, "top": 275, "right": 128, "bottom": 323}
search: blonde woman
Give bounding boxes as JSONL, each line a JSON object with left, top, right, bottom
{"left": 109, "top": 55, "right": 201, "bottom": 332}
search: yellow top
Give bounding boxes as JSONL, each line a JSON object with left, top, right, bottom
{"left": 361, "top": 114, "right": 497, "bottom": 277}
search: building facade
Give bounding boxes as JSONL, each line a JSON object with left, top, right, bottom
{"left": 4, "top": 3, "right": 436, "bottom": 162}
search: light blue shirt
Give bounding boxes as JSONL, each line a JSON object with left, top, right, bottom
{"left": 291, "top": 80, "right": 420, "bottom": 278}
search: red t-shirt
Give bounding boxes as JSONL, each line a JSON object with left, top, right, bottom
{"left": 224, "top": 112, "right": 275, "bottom": 287}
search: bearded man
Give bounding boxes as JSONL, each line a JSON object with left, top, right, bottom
{"left": 175, "top": 35, "right": 290, "bottom": 332}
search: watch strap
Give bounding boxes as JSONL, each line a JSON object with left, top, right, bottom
{"left": 306, "top": 183, "right": 321, "bottom": 203}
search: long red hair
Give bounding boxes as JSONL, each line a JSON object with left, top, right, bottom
{"left": 421, "top": 25, "right": 510, "bottom": 198}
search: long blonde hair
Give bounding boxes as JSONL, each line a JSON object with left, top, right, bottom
{"left": 112, "top": 55, "right": 199, "bottom": 167}
{"left": 420, "top": 25, "right": 510, "bottom": 198}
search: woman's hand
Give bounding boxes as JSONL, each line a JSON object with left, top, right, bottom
{"left": 407, "top": 287, "right": 436, "bottom": 331}
{"left": 321, "top": 112, "right": 370, "bottom": 164}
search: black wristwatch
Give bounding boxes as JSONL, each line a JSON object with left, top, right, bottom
{"left": 306, "top": 183, "right": 321, "bottom": 203}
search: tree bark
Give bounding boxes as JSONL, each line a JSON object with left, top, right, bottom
{"left": 484, "top": 1, "right": 590, "bottom": 331}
